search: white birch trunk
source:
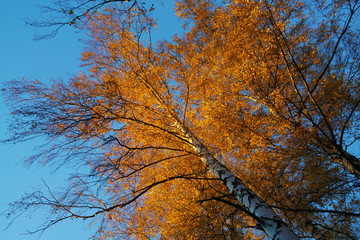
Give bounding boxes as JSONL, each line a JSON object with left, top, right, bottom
{"left": 324, "top": 146, "right": 360, "bottom": 179}
{"left": 175, "top": 123, "right": 299, "bottom": 240}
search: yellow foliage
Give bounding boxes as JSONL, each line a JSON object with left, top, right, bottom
{"left": 5, "top": 0, "right": 360, "bottom": 239}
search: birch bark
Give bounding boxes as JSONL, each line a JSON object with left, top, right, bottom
{"left": 175, "top": 122, "right": 300, "bottom": 240}
{"left": 251, "top": 96, "right": 360, "bottom": 178}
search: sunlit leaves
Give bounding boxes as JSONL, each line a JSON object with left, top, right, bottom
{"left": 4, "top": 0, "right": 360, "bottom": 239}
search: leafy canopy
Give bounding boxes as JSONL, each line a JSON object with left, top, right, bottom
{"left": 4, "top": 0, "right": 360, "bottom": 239}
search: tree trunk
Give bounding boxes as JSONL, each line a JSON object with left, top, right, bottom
{"left": 253, "top": 96, "right": 360, "bottom": 179}
{"left": 175, "top": 122, "right": 299, "bottom": 240}
{"left": 323, "top": 144, "right": 360, "bottom": 179}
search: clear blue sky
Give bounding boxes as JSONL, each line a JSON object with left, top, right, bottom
{"left": 0, "top": 0, "right": 181, "bottom": 239}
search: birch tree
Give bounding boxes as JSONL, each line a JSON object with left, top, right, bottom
{"left": 4, "top": 0, "right": 360, "bottom": 239}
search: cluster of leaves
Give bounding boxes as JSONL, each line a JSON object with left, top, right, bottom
{"left": 3, "top": 0, "right": 360, "bottom": 239}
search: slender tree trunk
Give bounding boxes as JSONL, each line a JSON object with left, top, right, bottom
{"left": 145, "top": 76, "right": 299, "bottom": 239}
{"left": 175, "top": 122, "right": 299, "bottom": 240}
{"left": 323, "top": 144, "right": 360, "bottom": 178}
{"left": 253, "top": 96, "right": 360, "bottom": 179}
